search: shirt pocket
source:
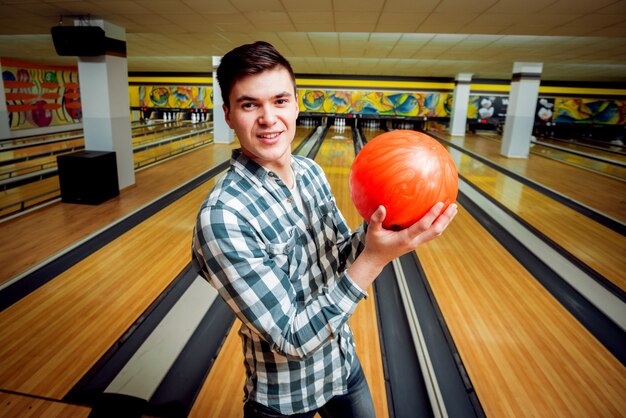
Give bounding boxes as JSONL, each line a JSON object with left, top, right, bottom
{"left": 266, "top": 226, "right": 298, "bottom": 278}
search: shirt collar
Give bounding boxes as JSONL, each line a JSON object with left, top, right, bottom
{"left": 231, "top": 148, "right": 305, "bottom": 185}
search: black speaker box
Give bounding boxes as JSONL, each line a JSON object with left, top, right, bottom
{"left": 57, "top": 151, "right": 119, "bottom": 205}
{"left": 51, "top": 26, "right": 106, "bottom": 56}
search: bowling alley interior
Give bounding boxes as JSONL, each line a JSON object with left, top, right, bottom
{"left": 0, "top": 1, "right": 625, "bottom": 417}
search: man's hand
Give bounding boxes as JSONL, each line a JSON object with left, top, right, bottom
{"left": 348, "top": 202, "right": 458, "bottom": 291}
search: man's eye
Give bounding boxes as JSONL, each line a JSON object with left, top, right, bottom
{"left": 242, "top": 103, "right": 256, "bottom": 109}
{"left": 276, "top": 99, "right": 288, "bottom": 105}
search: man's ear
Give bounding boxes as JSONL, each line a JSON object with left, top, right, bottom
{"left": 294, "top": 92, "right": 300, "bottom": 117}
{"left": 223, "top": 104, "right": 234, "bottom": 129}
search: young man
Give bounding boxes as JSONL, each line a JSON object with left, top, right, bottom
{"left": 192, "top": 41, "right": 457, "bottom": 418}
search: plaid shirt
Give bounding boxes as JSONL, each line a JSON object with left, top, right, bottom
{"left": 192, "top": 149, "right": 367, "bottom": 414}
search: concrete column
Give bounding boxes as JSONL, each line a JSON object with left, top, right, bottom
{"left": 501, "top": 62, "right": 543, "bottom": 158}
{"left": 449, "top": 73, "right": 473, "bottom": 136}
{"left": 76, "top": 19, "right": 134, "bottom": 189}
{"left": 0, "top": 59, "right": 10, "bottom": 139}
{"left": 212, "top": 56, "right": 235, "bottom": 144}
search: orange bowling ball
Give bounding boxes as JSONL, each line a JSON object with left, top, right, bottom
{"left": 349, "top": 130, "right": 458, "bottom": 230}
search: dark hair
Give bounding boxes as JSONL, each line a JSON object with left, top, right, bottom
{"left": 217, "top": 41, "right": 296, "bottom": 108}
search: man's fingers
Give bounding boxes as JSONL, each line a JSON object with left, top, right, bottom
{"left": 369, "top": 205, "right": 386, "bottom": 229}
{"left": 430, "top": 203, "right": 458, "bottom": 235}
{"left": 405, "top": 202, "right": 444, "bottom": 235}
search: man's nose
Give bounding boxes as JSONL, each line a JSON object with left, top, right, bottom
{"left": 259, "top": 104, "right": 277, "bottom": 125}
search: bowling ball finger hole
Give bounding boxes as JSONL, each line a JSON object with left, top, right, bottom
{"left": 390, "top": 224, "right": 402, "bottom": 231}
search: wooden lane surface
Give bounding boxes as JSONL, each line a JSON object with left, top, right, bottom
{"left": 0, "top": 392, "right": 90, "bottom": 417}
{"left": 133, "top": 132, "right": 214, "bottom": 168}
{"left": 529, "top": 143, "right": 626, "bottom": 180}
{"left": 0, "top": 120, "right": 155, "bottom": 149}
{"left": 316, "top": 127, "right": 389, "bottom": 418}
{"left": 131, "top": 122, "right": 209, "bottom": 147}
{"left": 0, "top": 138, "right": 84, "bottom": 162}
{"left": 188, "top": 319, "right": 247, "bottom": 418}
{"left": 0, "top": 176, "right": 60, "bottom": 218}
{"left": 0, "top": 169, "right": 225, "bottom": 398}
{"left": 0, "top": 153, "right": 60, "bottom": 179}
{"left": 0, "top": 130, "right": 83, "bottom": 148}
{"left": 0, "top": 125, "right": 314, "bottom": 282}
{"left": 0, "top": 128, "right": 313, "bottom": 402}
{"left": 416, "top": 205, "right": 626, "bottom": 417}
{"left": 0, "top": 122, "right": 199, "bottom": 179}
{"left": 436, "top": 132, "right": 626, "bottom": 224}
{"left": 536, "top": 137, "right": 626, "bottom": 164}
{"left": 0, "top": 136, "right": 217, "bottom": 222}
{"left": 0, "top": 141, "right": 236, "bottom": 283}
{"left": 477, "top": 132, "right": 626, "bottom": 180}
{"left": 453, "top": 149, "right": 626, "bottom": 292}
{"left": 190, "top": 127, "right": 389, "bottom": 418}
{"left": 0, "top": 121, "right": 190, "bottom": 177}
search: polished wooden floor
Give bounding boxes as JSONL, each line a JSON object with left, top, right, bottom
{"left": 0, "top": 124, "right": 625, "bottom": 417}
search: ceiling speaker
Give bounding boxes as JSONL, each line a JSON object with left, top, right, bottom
{"left": 51, "top": 26, "right": 106, "bottom": 56}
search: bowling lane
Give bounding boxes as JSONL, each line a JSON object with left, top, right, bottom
{"left": 535, "top": 136, "right": 626, "bottom": 164}
{"left": 188, "top": 319, "right": 246, "bottom": 418}
{"left": 315, "top": 126, "right": 389, "bottom": 418}
{"left": 434, "top": 131, "right": 626, "bottom": 224}
{"left": 0, "top": 120, "right": 170, "bottom": 151}
{"left": 360, "top": 126, "right": 626, "bottom": 414}
{"left": 0, "top": 125, "right": 215, "bottom": 221}
{"left": 292, "top": 126, "right": 314, "bottom": 149}
{"left": 450, "top": 147, "right": 625, "bottom": 292}
{"left": 0, "top": 175, "right": 60, "bottom": 218}
{"left": 0, "top": 392, "right": 90, "bottom": 417}
{"left": 0, "top": 121, "right": 205, "bottom": 182}
{"left": 0, "top": 153, "right": 58, "bottom": 181}
{"left": 529, "top": 142, "right": 626, "bottom": 180}
{"left": 0, "top": 141, "right": 237, "bottom": 283}
{"left": 0, "top": 127, "right": 317, "bottom": 400}
{"left": 131, "top": 121, "right": 210, "bottom": 147}
{"left": 0, "top": 129, "right": 83, "bottom": 149}
{"left": 0, "top": 172, "right": 224, "bottom": 398}
{"left": 133, "top": 129, "right": 214, "bottom": 169}
{"left": 0, "top": 137, "right": 84, "bottom": 163}
{"left": 474, "top": 131, "right": 626, "bottom": 180}
{"left": 416, "top": 202, "right": 626, "bottom": 417}
{"left": 378, "top": 127, "right": 625, "bottom": 297}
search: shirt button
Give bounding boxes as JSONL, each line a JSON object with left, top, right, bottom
{"left": 287, "top": 197, "right": 293, "bottom": 204}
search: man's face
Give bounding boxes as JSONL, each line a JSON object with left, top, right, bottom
{"left": 224, "top": 67, "right": 299, "bottom": 171}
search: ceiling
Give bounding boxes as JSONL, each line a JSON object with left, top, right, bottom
{"left": 1, "top": 0, "right": 626, "bottom": 83}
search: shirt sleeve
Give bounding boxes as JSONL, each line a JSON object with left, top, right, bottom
{"left": 192, "top": 203, "right": 366, "bottom": 361}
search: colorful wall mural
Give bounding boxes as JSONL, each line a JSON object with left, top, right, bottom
{"left": 2, "top": 60, "right": 81, "bottom": 130}
{"left": 552, "top": 98, "right": 626, "bottom": 125}
{"left": 130, "top": 85, "right": 213, "bottom": 109}
{"left": 3, "top": 65, "right": 625, "bottom": 133}
{"left": 297, "top": 89, "right": 453, "bottom": 117}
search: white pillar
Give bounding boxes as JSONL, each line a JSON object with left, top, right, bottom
{"left": 76, "top": 19, "right": 134, "bottom": 189}
{"left": 212, "top": 56, "right": 235, "bottom": 144}
{"left": 501, "top": 62, "right": 543, "bottom": 158}
{"left": 0, "top": 59, "right": 10, "bottom": 139}
{"left": 449, "top": 73, "right": 472, "bottom": 136}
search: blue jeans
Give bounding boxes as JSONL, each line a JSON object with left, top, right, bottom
{"left": 243, "top": 359, "right": 376, "bottom": 418}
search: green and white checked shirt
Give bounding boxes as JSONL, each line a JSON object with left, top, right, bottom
{"left": 192, "top": 149, "right": 368, "bottom": 414}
